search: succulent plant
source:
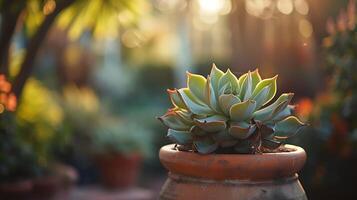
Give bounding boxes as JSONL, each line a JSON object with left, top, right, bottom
{"left": 158, "top": 64, "right": 306, "bottom": 154}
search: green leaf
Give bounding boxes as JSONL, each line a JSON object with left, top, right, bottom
{"left": 205, "top": 76, "right": 221, "bottom": 112}
{"left": 174, "top": 110, "right": 193, "bottom": 125}
{"left": 210, "top": 63, "right": 224, "bottom": 96}
{"left": 167, "top": 89, "right": 187, "bottom": 109}
{"left": 262, "top": 138, "right": 281, "bottom": 150}
{"left": 271, "top": 105, "right": 293, "bottom": 122}
{"left": 238, "top": 73, "right": 247, "bottom": 89}
{"left": 230, "top": 100, "right": 256, "bottom": 121}
{"left": 253, "top": 93, "right": 294, "bottom": 121}
{"left": 251, "top": 85, "right": 270, "bottom": 110}
{"left": 178, "top": 88, "right": 213, "bottom": 115}
{"left": 190, "top": 126, "right": 207, "bottom": 136}
{"left": 218, "top": 69, "right": 239, "bottom": 95}
{"left": 218, "top": 82, "right": 232, "bottom": 96}
{"left": 194, "top": 115, "right": 227, "bottom": 132}
{"left": 158, "top": 111, "right": 192, "bottom": 131}
{"left": 219, "top": 94, "right": 241, "bottom": 115}
{"left": 251, "top": 75, "right": 278, "bottom": 107}
{"left": 239, "top": 71, "right": 253, "bottom": 101}
{"left": 260, "top": 124, "right": 275, "bottom": 138}
{"left": 187, "top": 72, "right": 207, "bottom": 102}
{"left": 212, "top": 130, "right": 237, "bottom": 147}
{"left": 274, "top": 116, "right": 307, "bottom": 139}
{"left": 167, "top": 129, "right": 192, "bottom": 145}
{"left": 194, "top": 138, "right": 218, "bottom": 154}
{"left": 234, "top": 139, "right": 254, "bottom": 154}
{"left": 229, "top": 122, "right": 256, "bottom": 139}
{"left": 251, "top": 69, "right": 262, "bottom": 88}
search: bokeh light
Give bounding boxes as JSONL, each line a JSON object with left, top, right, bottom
{"left": 277, "top": 0, "right": 294, "bottom": 15}
{"left": 299, "top": 19, "right": 313, "bottom": 38}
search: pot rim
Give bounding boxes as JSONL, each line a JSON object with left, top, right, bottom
{"left": 159, "top": 144, "right": 306, "bottom": 181}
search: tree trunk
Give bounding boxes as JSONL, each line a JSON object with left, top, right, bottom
{"left": 13, "top": 0, "right": 75, "bottom": 98}
{"left": 0, "top": 1, "right": 25, "bottom": 75}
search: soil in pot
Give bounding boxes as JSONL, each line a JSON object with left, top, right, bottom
{"left": 96, "top": 153, "right": 142, "bottom": 188}
{"left": 159, "top": 144, "right": 307, "bottom": 200}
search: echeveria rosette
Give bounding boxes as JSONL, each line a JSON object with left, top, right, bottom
{"left": 158, "top": 64, "right": 306, "bottom": 154}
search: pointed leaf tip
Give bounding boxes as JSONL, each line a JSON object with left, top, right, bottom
{"left": 158, "top": 110, "right": 192, "bottom": 131}
{"left": 274, "top": 116, "right": 307, "bottom": 140}
{"left": 187, "top": 72, "right": 207, "bottom": 102}
{"left": 167, "top": 89, "right": 187, "bottom": 109}
{"left": 251, "top": 75, "right": 278, "bottom": 107}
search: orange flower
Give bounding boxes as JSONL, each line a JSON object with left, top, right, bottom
{"left": 6, "top": 93, "right": 17, "bottom": 112}
{"left": 296, "top": 98, "right": 313, "bottom": 119}
{"left": 0, "top": 74, "right": 17, "bottom": 112}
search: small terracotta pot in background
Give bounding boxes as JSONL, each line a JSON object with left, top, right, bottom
{"left": 31, "top": 176, "right": 61, "bottom": 199}
{"left": 0, "top": 179, "right": 33, "bottom": 200}
{"left": 96, "top": 153, "right": 142, "bottom": 188}
{"left": 159, "top": 144, "right": 307, "bottom": 200}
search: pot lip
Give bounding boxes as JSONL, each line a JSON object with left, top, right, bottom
{"left": 159, "top": 144, "right": 306, "bottom": 180}
{"left": 161, "top": 144, "right": 303, "bottom": 157}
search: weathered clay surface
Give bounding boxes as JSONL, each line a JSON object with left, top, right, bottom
{"left": 159, "top": 144, "right": 307, "bottom": 200}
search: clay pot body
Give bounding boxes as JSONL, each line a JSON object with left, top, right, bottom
{"left": 159, "top": 144, "right": 307, "bottom": 200}
{"left": 96, "top": 153, "right": 142, "bottom": 188}
{"left": 31, "top": 176, "right": 61, "bottom": 199}
{"left": 0, "top": 179, "right": 33, "bottom": 200}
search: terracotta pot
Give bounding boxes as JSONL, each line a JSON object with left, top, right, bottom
{"left": 96, "top": 153, "right": 142, "bottom": 188}
{"left": 159, "top": 144, "right": 307, "bottom": 200}
{"left": 0, "top": 179, "right": 33, "bottom": 200}
{"left": 31, "top": 176, "right": 61, "bottom": 199}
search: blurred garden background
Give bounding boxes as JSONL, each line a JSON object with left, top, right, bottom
{"left": 0, "top": 0, "right": 356, "bottom": 199}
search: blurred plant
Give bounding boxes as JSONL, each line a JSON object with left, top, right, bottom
{"left": 0, "top": 0, "right": 151, "bottom": 183}
{"left": 92, "top": 119, "right": 153, "bottom": 158}
{"left": 62, "top": 85, "right": 100, "bottom": 130}
{"left": 309, "top": 0, "right": 357, "bottom": 155}
{"left": 15, "top": 78, "right": 64, "bottom": 168}
{"left": 61, "top": 85, "right": 154, "bottom": 157}
{"left": 158, "top": 64, "right": 306, "bottom": 154}
{"left": 0, "top": 0, "right": 149, "bottom": 99}
{"left": 0, "top": 75, "right": 38, "bottom": 182}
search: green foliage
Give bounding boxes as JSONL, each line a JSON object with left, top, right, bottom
{"left": 309, "top": 0, "right": 357, "bottom": 151}
{"left": 56, "top": 0, "right": 150, "bottom": 39}
{"left": 159, "top": 64, "right": 306, "bottom": 154}
{"left": 14, "top": 79, "right": 64, "bottom": 171}
{"left": 0, "top": 113, "right": 39, "bottom": 182}
{"left": 92, "top": 120, "right": 153, "bottom": 158}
